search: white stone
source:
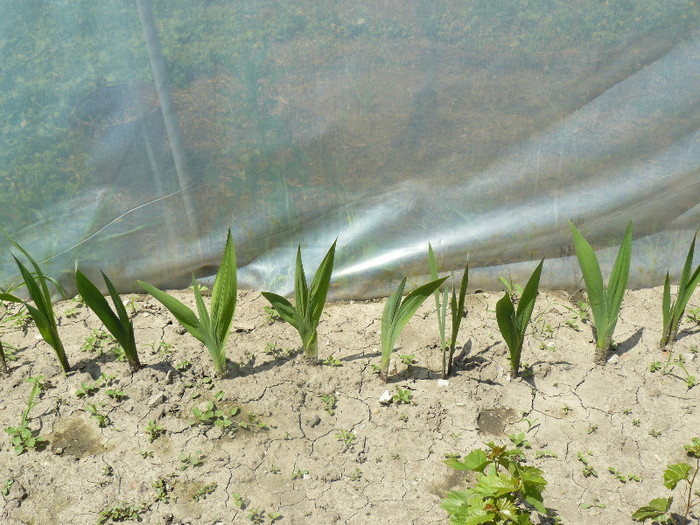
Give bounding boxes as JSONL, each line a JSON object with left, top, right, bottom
{"left": 379, "top": 390, "right": 392, "bottom": 405}
{"left": 608, "top": 354, "right": 620, "bottom": 365}
{"left": 437, "top": 379, "right": 450, "bottom": 388}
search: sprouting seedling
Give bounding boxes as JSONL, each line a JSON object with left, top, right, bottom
{"left": 380, "top": 275, "right": 447, "bottom": 381}
{"left": 0, "top": 340, "right": 7, "bottom": 374}
{"left": 660, "top": 232, "right": 700, "bottom": 349}
{"left": 138, "top": 229, "right": 237, "bottom": 377}
{"left": 261, "top": 240, "right": 336, "bottom": 361}
{"left": 428, "top": 244, "right": 469, "bottom": 378}
{"left": 0, "top": 226, "right": 69, "bottom": 373}
{"left": 632, "top": 437, "right": 700, "bottom": 524}
{"left": 75, "top": 268, "right": 141, "bottom": 372}
{"left": 569, "top": 220, "right": 632, "bottom": 365}
{"left": 495, "top": 259, "right": 544, "bottom": 379}
{"left": 4, "top": 375, "right": 46, "bottom": 454}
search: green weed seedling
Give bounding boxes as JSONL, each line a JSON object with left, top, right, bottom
{"left": 393, "top": 387, "right": 413, "bottom": 405}
{"left": 442, "top": 441, "right": 548, "bottom": 524}
{"left": 0, "top": 340, "right": 7, "bottom": 374}
{"left": 97, "top": 502, "right": 145, "bottom": 525}
{"left": 321, "top": 393, "right": 336, "bottom": 416}
{"left": 660, "top": 232, "right": 700, "bottom": 349}
{"left": 75, "top": 267, "right": 141, "bottom": 372}
{"left": 335, "top": 429, "right": 357, "bottom": 450}
{"left": 569, "top": 220, "right": 632, "bottom": 365}
{"left": 262, "top": 240, "right": 337, "bottom": 361}
{"left": 81, "top": 329, "right": 117, "bottom": 356}
{"left": 86, "top": 404, "right": 109, "bottom": 428}
{"left": 632, "top": 437, "right": 700, "bottom": 524}
{"left": 650, "top": 352, "right": 697, "bottom": 389}
{"left": 179, "top": 450, "right": 204, "bottom": 470}
{"left": 688, "top": 308, "right": 700, "bottom": 324}
{"left": 0, "top": 227, "right": 70, "bottom": 372}
{"left": 192, "top": 482, "right": 217, "bottom": 501}
{"left": 4, "top": 375, "right": 46, "bottom": 454}
{"left": 495, "top": 259, "right": 544, "bottom": 378}
{"left": 399, "top": 354, "right": 416, "bottom": 366}
{"left": 248, "top": 507, "right": 265, "bottom": 524}
{"left": 152, "top": 478, "right": 169, "bottom": 504}
{"left": 608, "top": 466, "right": 641, "bottom": 484}
{"left": 2, "top": 479, "right": 14, "bottom": 496}
{"left": 577, "top": 451, "right": 598, "bottom": 478}
{"left": 428, "top": 244, "right": 469, "bottom": 378}
{"left": 535, "top": 450, "right": 558, "bottom": 459}
{"left": 139, "top": 229, "right": 237, "bottom": 377}
{"left": 380, "top": 275, "right": 447, "bottom": 381}
{"left": 190, "top": 400, "right": 241, "bottom": 432}
{"left": 323, "top": 354, "right": 342, "bottom": 367}
{"left": 232, "top": 492, "right": 245, "bottom": 509}
{"left": 146, "top": 420, "right": 164, "bottom": 442}
{"left": 105, "top": 389, "right": 127, "bottom": 402}
{"left": 291, "top": 468, "right": 308, "bottom": 480}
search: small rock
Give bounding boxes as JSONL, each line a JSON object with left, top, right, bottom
{"left": 379, "top": 390, "right": 392, "bottom": 405}
{"left": 175, "top": 326, "right": 187, "bottom": 335}
{"left": 148, "top": 393, "right": 167, "bottom": 407}
{"left": 164, "top": 370, "right": 175, "bottom": 385}
{"left": 234, "top": 322, "right": 255, "bottom": 333}
{"left": 437, "top": 379, "right": 449, "bottom": 388}
{"left": 54, "top": 447, "right": 64, "bottom": 455}
{"left": 684, "top": 353, "right": 695, "bottom": 362}
{"left": 42, "top": 364, "right": 62, "bottom": 378}
{"left": 608, "top": 354, "right": 620, "bottom": 365}
{"left": 308, "top": 415, "right": 321, "bottom": 428}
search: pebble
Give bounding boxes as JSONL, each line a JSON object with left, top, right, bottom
{"left": 379, "top": 390, "right": 392, "bottom": 405}
{"left": 437, "top": 379, "right": 449, "bottom": 388}
{"left": 608, "top": 354, "right": 620, "bottom": 365}
{"left": 308, "top": 415, "right": 321, "bottom": 428}
{"left": 148, "top": 393, "right": 167, "bottom": 407}
{"left": 164, "top": 370, "right": 174, "bottom": 385}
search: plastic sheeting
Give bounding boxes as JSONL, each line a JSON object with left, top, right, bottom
{"left": 1, "top": 1, "right": 699, "bottom": 299}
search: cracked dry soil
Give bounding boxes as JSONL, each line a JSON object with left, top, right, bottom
{"left": 0, "top": 287, "right": 699, "bottom": 525}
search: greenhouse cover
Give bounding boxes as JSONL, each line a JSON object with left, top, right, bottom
{"left": 1, "top": 0, "right": 699, "bottom": 299}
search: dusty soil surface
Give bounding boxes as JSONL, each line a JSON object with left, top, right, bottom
{"left": 0, "top": 286, "right": 699, "bottom": 525}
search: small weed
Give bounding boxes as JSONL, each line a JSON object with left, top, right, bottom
{"left": 75, "top": 381, "right": 100, "bottom": 398}
{"left": 520, "top": 363, "right": 534, "bottom": 379}
{"left": 444, "top": 452, "right": 461, "bottom": 459}
{"left": 263, "top": 305, "right": 281, "bottom": 324}
{"left": 535, "top": 450, "right": 558, "bottom": 459}
{"left": 248, "top": 508, "right": 265, "bottom": 523}
{"left": 393, "top": 387, "right": 413, "bottom": 405}
{"left": 97, "top": 502, "right": 144, "bottom": 524}
{"left": 508, "top": 432, "right": 531, "bottom": 449}
{"left": 267, "top": 511, "right": 282, "bottom": 522}
{"left": 321, "top": 393, "right": 336, "bottom": 416}
{"left": 146, "top": 420, "right": 164, "bottom": 442}
{"left": 323, "top": 354, "right": 342, "bottom": 367}
{"left": 263, "top": 342, "right": 283, "bottom": 359}
{"left": 578, "top": 451, "right": 597, "bottom": 478}
{"left": 623, "top": 407, "right": 633, "bottom": 415}
{"left": 291, "top": 468, "right": 308, "bottom": 480}
{"left": 633, "top": 419, "right": 641, "bottom": 427}
{"left": 175, "top": 360, "right": 191, "bottom": 372}
{"left": 152, "top": 478, "right": 169, "bottom": 503}
{"left": 4, "top": 375, "right": 46, "bottom": 454}
{"left": 86, "top": 404, "right": 109, "bottom": 427}
{"left": 2, "top": 479, "right": 14, "bottom": 496}
{"left": 105, "top": 389, "right": 127, "bottom": 402}
{"left": 349, "top": 468, "right": 362, "bottom": 481}
{"left": 399, "top": 413, "right": 408, "bottom": 422}
{"left": 268, "top": 465, "right": 281, "bottom": 474}
{"left": 399, "top": 354, "right": 416, "bottom": 366}
{"left": 147, "top": 341, "right": 174, "bottom": 355}
{"left": 232, "top": 492, "right": 245, "bottom": 509}
{"left": 562, "top": 404, "right": 573, "bottom": 415}
{"left": 179, "top": 450, "right": 204, "bottom": 470}
{"left": 335, "top": 429, "right": 357, "bottom": 450}
{"left": 141, "top": 450, "right": 153, "bottom": 459}
{"left": 519, "top": 413, "right": 539, "bottom": 432}
{"left": 192, "top": 482, "right": 217, "bottom": 501}
{"left": 587, "top": 424, "right": 599, "bottom": 434}
{"left": 81, "top": 329, "right": 118, "bottom": 356}
{"left": 649, "top": 429, "right": 662, "bottom": 438}
{"left": 102, "top": 465, "right": 113, "bottom": 476}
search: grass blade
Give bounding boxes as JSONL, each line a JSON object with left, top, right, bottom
{"left": 604, "top": 221, "right": 632, "bottom": 339}
{"left": 516, "top": 259, "right": 544, "bottom": 338}
{"left": 309, "top": 240, "right": 336, "bottom": 329}
{"left": 496, "top": 292, "right": 519, "bottom": 361}
{"left": 294, "top": 246, "right": 309, "bottom": 322}
{"left": 210, "top": 229, "right": 237, "bottom": 350}
{"left": 569, "top": 220, "right": 607, "bottom": 342}
{"left": 138, "top": 280, "right": 204, "bottom": 342}
{"left": 260, "top": 292, "right": 300, "bottom": 330}
{"left": 380, "top": 278, "right": 406, "bottom": 377}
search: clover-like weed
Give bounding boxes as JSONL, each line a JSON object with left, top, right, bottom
{"left": 262, "top": 240, "right": 337, "bottom": 361}
{"left": 428, "top": 244, "right": 469, "bottom": 378}
{"left": 632, "top": 437, "right": 700, "bottom": 523}
{"left": 495, "top": 259, "right": 544, "bottom": 378}
{"left": 179, "top": 450, "right": 204, "bottom": 470}
{"left": 393, "top": 387, "right": 412, "bottom": 405}
{"left": 139, "top": 229, "right": 237, "bottom": 377}
{"left": 76, "top": 268, "right": 141, "bottom": 372}
{"left": 569, "top": 220, "right": 632, "bottom": 364}
{"left": 380, "top": 275, "right": 447, "bottom": 381}
{"left": 660, "top": 232, "right": 700, "bottom": 349}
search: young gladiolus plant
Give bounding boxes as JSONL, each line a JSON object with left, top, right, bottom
{"left": 0, "top": 227, "right": 70, "bottom": 373}
{"left": 659, "top": 232, "right": 700, "bottom": 349}
{"left": 496, "top": 259, "right": 543, "bottom": 379}
{"left": 138, "top": 229, "right": 237, "bottom": 377}
{"left": 75, "top": 268, "right": 141, "bottom": 372}
{"left": 380, "top": 275, "right": 447, "bottom": 381}
{"left": 428, "top": 244, "right": 469, "bottom": 379}
{"left": 569, "top": 220, "right": 632, "bottom": 365}
{"left": 261, "top": 240, "right": 337, "bottom": 361}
